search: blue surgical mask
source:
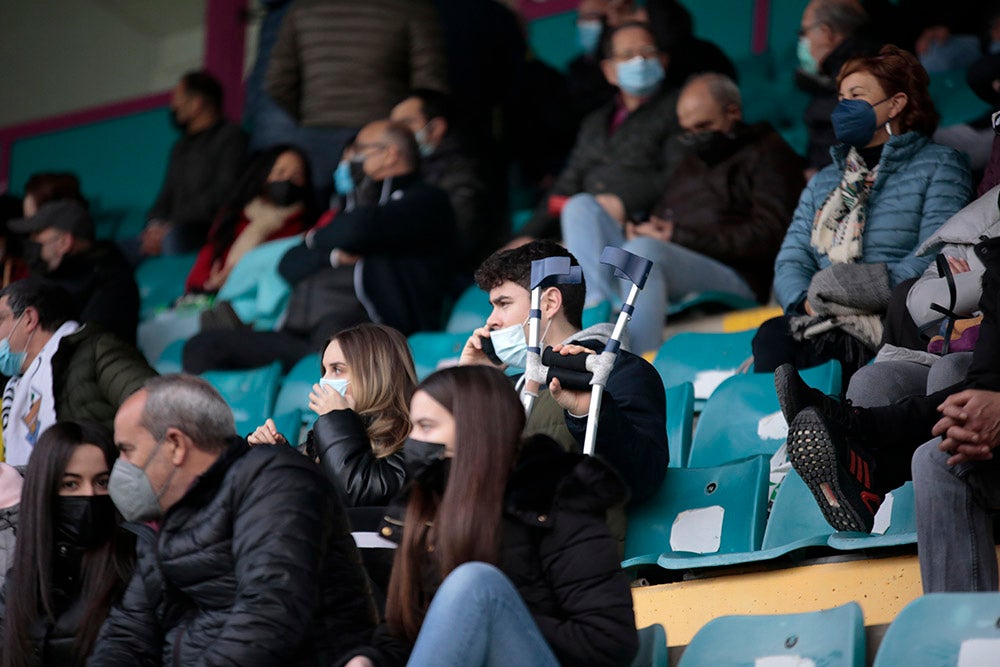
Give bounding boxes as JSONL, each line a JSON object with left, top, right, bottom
{"left": 414, "top": 125, "right": 436, "bottom": 158}
{"left": 831, "top": 97, "right": 891, "bottom": 148}
{"left": 797, "top": 37, "right": 819, "bottom": 75}
{"left": 615, "top": 56, "right": 664, "bottom": 97}
{"left": 0, "top": 314, "right": 28, "bottom": 377}
{"left": 577, "top": 20, "right": 602, "bottom": 54}
{"left": 489, "top": 320, "right": 528, "bottom": 370}
{"left": 320, "top": 377, "right": 350, "bottom": 396}
{"left": 333, "top": 160, "right": 356, "bottom": 196}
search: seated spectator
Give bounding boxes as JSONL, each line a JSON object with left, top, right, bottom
{"left": 90, "top": 374, "right": 376, "bottom": 664}
{"left": 512, "top": 21, "right": 683, "bottom": 246}
{"left": 341, "top": 366, "right": 638, "bottom": 667}
{"left": 645, "top": 0, "right": 737, "bottom": 91}
{"left": 248, "top": 323, "right": 414, "bottom": 508}
{"left": 776, "top": 232, "right": 1000, "bottom": 592}
{"left": 566, "top": 0, "right": 619, "bottom": 125}
{"left": 0, "top": 280, "right": 156, "bottom": 466}
{"left": 389, "top": 89, "right": 496, "bottom": 271}
{"left": 564, "top": 73, "right": 804, "bottom": 354}
{"left": 183, "top": 120, "right": 455, "bottom": 375}
{"left": 459, "top": 241, "right": 668, "bottom": 505}
{"left": 753, "top": 46, "right": 972, "bottom": 387}
{"left": 185, "top": 145, "right": 317, "bottom": 295}
{"left": 129, "top": 71, "right": 247, "bottom": 262}
{"left": 0, "top": 421, "right": 135, "bottom": 665}
{"left": 796, "top": 0, "right": 883, "bottom": 175}
{"left": 890, "top": 0, "right": 990, "bottom": 72}
{"left": 8, "top": 200, "right": 140, "bottom": 344}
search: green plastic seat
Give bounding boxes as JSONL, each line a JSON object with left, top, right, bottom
{"left": 666, "top": 291, "right": 759, "bottom": 318}
{"left": 631, "top": 624, "right": 668, "bottom": 667}
{"left": 686, "top": 360, "right": 841, "bottom": 468}
{"left": 873, "top": 593, "right": 1000, "bottom": 667}
{"left": 444, "top": 285, "right": 492, "bottom": 334}
{"left": 665, "top": 383, "right": 694, "bottom": 469}
{"left": 652, "top": 330, "right": 756, "bottom": 408}
{"left": 408, "top": 331, "right": 470, "bottom": 381}
{"left": 135, "top": 253, "right": 199, "bottom": 320}
{"left": 154, "top": 338, "right": 186, "bottom": 375}
{"left": 273, "top": 353, "right": 322, "bottom": 430}
{"left": 201, "top": 362, "right": 283, "bottom": 436}
{"left": 622, "top": 455, "right": 769, "bottom": 571}
{"left": 826, "top": 482, "right": 917, "bottom": 551}
{"left": 679, "top": 602, "right": 866, "bottom": 667}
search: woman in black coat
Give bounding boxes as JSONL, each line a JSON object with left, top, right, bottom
{"left": 341, "top": 366, "right": 638, "bottom": 667}
{"left": 0, "top": 422, "right": 134, "bottom": 667}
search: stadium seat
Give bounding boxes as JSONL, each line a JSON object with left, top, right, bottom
{"left": 679, "top": 602, "right": 866, "bottom": 667}
{"left": 134, "top": 253, "right": 199, "bottom": 320}
{"left": 622, "top": 455, "right": 769, "bottom": 571}
{"left": 273, "top": 353, "right": 322, "bottom": 430}
{"left": 686, "top": 360, "right": 840, "bottom": 468}
{"left": 665, "top": 382, "right": 694, "bottom": 468}
{"left": 826, "top": 482, "right": 917, "bottom": 551}
{"left": 444, "top": 285, "right": 491, "bottom": 334}
{"left": 136, "top": 308, "right": 200, "bottom": 369}
{"left": 873, "top": 593, "right": 1000, "bottom": 667}
{"left": 666, "top": 291, "right": 759, "bottom": 318}
{"left": 631, "top": 624, "right": 668, "bottom": 667}
{"left": 930, "top": 69, "right": 992, "bottom": 128}
{"left": 154, "top": 338, "right": 186, "bottom": 375}
{"left": 408, "top": 331, "right": 469, "bottom": 381}
{"left": 652, "top": 330, "right": 756, "bottom": 407}
{"left": 201, "top": 362, "right": 283, "bottom": 436}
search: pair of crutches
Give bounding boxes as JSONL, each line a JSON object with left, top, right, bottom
{"left": 522, "top": 247, "right": 653, "bottom": 455}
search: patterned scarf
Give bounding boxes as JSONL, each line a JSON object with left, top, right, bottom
{"left": 810, "top": 147, "right": 878, "bottom": 264}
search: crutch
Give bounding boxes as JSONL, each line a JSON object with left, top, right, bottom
{"left": 540, "top": 247, "right": 652, "bottom": 455}
{"left": 522, "top": 257, "right": 583, "bottom": 417}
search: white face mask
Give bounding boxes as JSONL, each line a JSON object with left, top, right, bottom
{"left": 320, "top": 378, "right": 349, "bottom": 396}
{"left": 489, "top": 319, "right": 528, "bottom": 369}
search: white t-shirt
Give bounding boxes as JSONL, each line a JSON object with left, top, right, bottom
{"left": 2, "top": 321, "right": 80, "bottom": 465}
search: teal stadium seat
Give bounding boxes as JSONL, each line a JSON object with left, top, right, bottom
{"left": 270, "top": 409, "right": 303, "bottom": 446}
{"left": 652, "top": 330, "right": 756, "bottom": 408}
{"left": 631, "top": 624, "right": 668, "bottom": 667}
{"left": 154, "top": 338, "right": 186, "bottom": 375}
{"left": 686, "top": 360, "right": 840, "bottom": 468}
{"left": 444, "top": 285, "right": 492, "bottom": 334}
{"left": 664, "top": 382, "right": 694, "bottom": 469}
{"left": 666, "top": 291, "right": 759, "bottom": 318}
{"left": 273, "top": 353, "right": 323, "bottom": 431}
{"left": 873, "top": 593, "right": 1000, "bottom": 667}
{"left": 135, "top": 253, "right": 199, "bottom": 321}
{"left": 826, "top": 482, "right": 917, "bottom": 551}
{"left": 201, "top": 362, "right": 282, "bottom": 436}
{"left": 930, "top": 70, "right": 992, "bottom": 128}
{"left": 622, "top": 455, "right": 769, "bottom": 572}
{"left": 679, "top": 602, "right": 865, "bottom": 667}
{"left": 408, "top": 331, "right": 469, "bottom": 381}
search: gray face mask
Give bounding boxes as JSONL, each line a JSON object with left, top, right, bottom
{"left": 108, "top": 441, "right": 175, "bottom": 523}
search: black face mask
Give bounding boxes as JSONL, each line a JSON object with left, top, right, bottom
{"left": 403, "top": 437, "right": 446, "bottom": 480}
{"left": 21, "top": 240, "right": 49, "bottom": 276}
{"left": 264, "top": 180, "right": 306, "bottom": 207}
{"left": 55, "top": 495, "right": 116, "bottom": 550}
{"left": 680, "top": 130, "right": 738, "bottom": 165}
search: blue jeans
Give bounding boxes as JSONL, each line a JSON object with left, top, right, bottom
{"left": 561, "top": 193, "right": 755, "bottom": 354}
{"left": 912, "top": 438, "right": 1000, "bottom": 592}
{"left": 407, "top": 562, "right": 559, "bottom": 667}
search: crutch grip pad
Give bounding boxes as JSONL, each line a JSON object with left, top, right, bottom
{"left": 541, "top": 346, "right": 594, "bottom": 391}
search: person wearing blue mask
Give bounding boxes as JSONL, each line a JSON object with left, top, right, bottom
{"left": 754, "top": 45, "right": 972, "bottom": 390}
{"left": 248, "top": 323, "right": 415, "bottom": 509}
{"left": 511, "top": 22, "right": 683, "bottom": 248}
{"left": 458, "top": 240, "right": 668, "bottom": 512}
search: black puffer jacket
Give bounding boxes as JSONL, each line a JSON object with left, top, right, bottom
{"left": 88, "top": 439, "right": 376, "bottom": 667}
{"left": 353, "top": 436, "right": 639, "bottom": 667}
{"left": 306, "top": 409, "right": 406, "bottom": 507}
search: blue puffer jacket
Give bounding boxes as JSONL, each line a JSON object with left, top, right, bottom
{"left": 773, "top": 131, "right": 971, "bottom": 311}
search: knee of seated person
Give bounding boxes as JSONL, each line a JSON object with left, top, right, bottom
{"left": 911, "top": 438, "right": 947, "bottom": 482}
{"left": 623, "top": 235, "right": 667, "bottom": 258}
{"left": 562, "top": 192, "right": 600, "bottom": 219}
{"left": 437, "top": 562, "right": 509, "bottom": 601}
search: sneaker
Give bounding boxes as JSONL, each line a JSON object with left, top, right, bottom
{"left": 774, "top": 363, "right": 839, "bottom": 424}
{"left": 786, "top": 406, "right": 884, "bottom": 533}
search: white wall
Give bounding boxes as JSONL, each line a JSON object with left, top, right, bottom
{"left": 0, "top": 0, "right": 206, "bottom": 127}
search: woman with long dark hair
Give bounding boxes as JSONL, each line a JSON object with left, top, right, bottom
{"left": 184, "top": 144, "right": 318, "bottom": 294}
{"left": 0, "top": 421, "right": 135, "bottom": 667}
{"left": 342, "top": 365, "right": 638, "bottom": 667}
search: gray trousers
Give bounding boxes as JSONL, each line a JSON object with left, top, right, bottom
{"left": 846, "top": 353, "right": 974, "bottom": 407}
{"left": 912, "top": 439, "right": 1000, "bottom": 592}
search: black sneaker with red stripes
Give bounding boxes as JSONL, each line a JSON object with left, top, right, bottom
{"left": 786, "top": 406, "right": 885, "bottom": 533}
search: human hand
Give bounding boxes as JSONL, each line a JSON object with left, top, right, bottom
{"left": 140, "top": 222, "right": 170, "bottom": 256}
{"left": 933, "top": 390, "right": 1000, "bottom": 465}
{"left": 335, "top": 250, "right": 361, "bottom": 266}
{"left": 309, "top": 381, "right": 353, "bottom": 416}
{"left": 594, "top": 194, "right": 626, "bottom": 223}
{"left": 547, "top": 343, "right": 597, "bottom": 416}
{"left": 945, "top": 256, "right": 971, "bottom": 275}
{"left": 203, "top": 259, "right": 230, "bottom": 292}
{"left": 343, "top": 657, "right": 375, "bottom": 667}
{"left": 248, "top": 418, "right": 289, "bottom": 446}
{"left": 459, "top": 326, "right": 502, "bottom": 367}
{"left": 631, "top": 216, "right": 674, "bottom": 243}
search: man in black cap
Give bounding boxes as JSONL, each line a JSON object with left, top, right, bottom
{"left": 8, "top": 200, "right": 140, "bottom": 344}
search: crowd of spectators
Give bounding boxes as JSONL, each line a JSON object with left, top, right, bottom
{"left": 1, "top": 0, "right": 1000, "bottom": 664}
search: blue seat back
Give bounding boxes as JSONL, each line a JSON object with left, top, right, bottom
{"left": 664, "top": 383, "right": 694, "bottom": 468}
{"left": 408, "top": 331, "right": 470, "bottom": 381}
{"left": 201, "top": 362, "right": 283, "bottom": 436}
{"left": 274, "top": 353, "right": 322, "bottom": 430}
{"left": 874, "top": 593, "right": 1000, "bottom": 667}
{"left": 135, "top": 254, "right": 198, "bottom": 320}
{"left": 761, "top": 469, "right": 835, "bottom": 551}
{"left": 679, "top": 602, "right": 865, "bottom": 667}
{"left": 652, "top": 330, "right": 756, "bottom": 403}
{"left": 827, "top": 482, "right": 917, "bottom": 550}
{"left": 445, "top": 285, "right": 491, "bottom": 334}
{"left": 631, "top": 624, "right": 668, "bottom": 667}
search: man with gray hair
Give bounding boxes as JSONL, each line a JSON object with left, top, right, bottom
{"left": 91, "top": 374, "right": 376, "bottom": 666}
{"left": 564, "top": 73, "right": 804, "bottom": 353}
{"left": 796, "top": 0, "right": 882, "bottom": 174}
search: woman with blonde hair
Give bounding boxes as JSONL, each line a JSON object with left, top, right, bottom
{"left": 249, "top": 323, "right": 416, "bottom": 507}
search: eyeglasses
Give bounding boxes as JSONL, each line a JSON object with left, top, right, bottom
{"left": 797, "top": 22, "right": 821, "bottom": 37}
{"left": 607, "top": 46, "right": 659, "bottom": 62}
